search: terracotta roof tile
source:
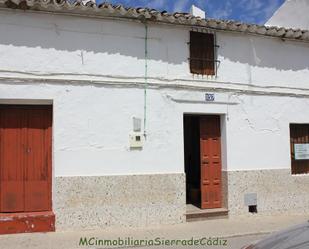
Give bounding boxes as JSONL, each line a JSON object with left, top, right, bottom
{"left": 1, "top": 0, "right": 309, "bottom": 41}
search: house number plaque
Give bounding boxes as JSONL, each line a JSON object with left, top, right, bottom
{"left": 205, "top": 93, "right": 215, "bottom": 102}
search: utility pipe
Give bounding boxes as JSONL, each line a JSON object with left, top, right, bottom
{"left": 143, "top": 22, "right": 148, "bottom": 138}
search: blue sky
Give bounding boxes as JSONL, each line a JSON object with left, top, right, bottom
{"left": 99, "top": 0, "right": 285, "bottom": 25}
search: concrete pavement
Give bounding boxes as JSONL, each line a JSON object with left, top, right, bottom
{"left": 0, "top": 214, "right": 308, "bottom": 249}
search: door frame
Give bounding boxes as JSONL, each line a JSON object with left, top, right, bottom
{"left": 183, "top": 113, "right": 228, "bottom": 210}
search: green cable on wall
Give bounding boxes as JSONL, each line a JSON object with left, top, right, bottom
{"left": 143, "top": 23, "right": 148, "bottom": 138}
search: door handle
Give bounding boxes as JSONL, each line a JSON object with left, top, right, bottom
{"left": 26, "top": 148, "right": 31, "bottom": 153}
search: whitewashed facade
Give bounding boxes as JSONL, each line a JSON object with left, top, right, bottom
{"left": 1, "top": 4, "right": 309, "bottom": 231}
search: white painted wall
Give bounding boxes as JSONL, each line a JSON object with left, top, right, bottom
{"left": 266, "top": 0, "right": 309, "bottom": 30}
{"left": 1, "top": 10, "right": 309, "bottom": 175}
{"left": 1, "top": 10, "right": 309, "bottom": 90}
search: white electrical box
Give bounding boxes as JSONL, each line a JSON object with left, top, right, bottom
{"left": 129, "top": 132, "right": 143, "bottom": 148}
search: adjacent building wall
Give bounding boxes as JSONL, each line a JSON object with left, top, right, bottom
{"left": 266, "top": 0, "right": 309, "bottom": 30}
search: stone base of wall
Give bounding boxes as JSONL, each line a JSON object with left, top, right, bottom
{"left": 54, "top": 174, "right": 185, "bottom": 230}
{"left": 53, "top": 170, "right": 309, "bottom": 230}
{"left": 227, "top": 169, "right": 309, "bottom": 215}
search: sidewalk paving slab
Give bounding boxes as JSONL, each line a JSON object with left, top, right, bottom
{"left": 0, "top": 214, "right": 308, "bottom": 249}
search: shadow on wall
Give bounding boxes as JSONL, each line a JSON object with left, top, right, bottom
{"left": 218, "top": 32, "right": 309, "bottom": 71}
{"left": 1, "top": 11, "right": 309, "bottom": 73}
{"left": 0, "top": 11, "right": 187, "bottom": 65}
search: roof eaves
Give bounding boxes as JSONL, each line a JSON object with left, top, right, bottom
{"left": 1, "top": 0, "right": 309, "bottom": 42}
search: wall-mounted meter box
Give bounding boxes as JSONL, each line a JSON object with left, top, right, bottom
{"left": 244, "top": 193, "right": 257, "bottom": 206}
{"left": 129, "top": 132, "right": 143, "bottom": 148}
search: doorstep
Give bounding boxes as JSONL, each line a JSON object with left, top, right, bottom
{"left": 186, "top": 204, "right": 229, "bottom": 222}
{"left": 0, "top": 211, "right": 55, "bottom": 235}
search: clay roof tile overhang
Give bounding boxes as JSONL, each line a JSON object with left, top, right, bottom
{"left": 1, "top": 0, "right": 309, "bottom": 42}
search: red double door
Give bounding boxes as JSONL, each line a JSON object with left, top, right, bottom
{"left": 200, "top": 116, "right": 222, "bottom": 209}
{"left": 0, "top": 106, "right": 52, "bottom": 213}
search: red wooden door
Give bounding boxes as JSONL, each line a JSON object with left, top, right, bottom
{"left": 200, "top": 115, "right": 222, "bottom": 209}
{"left": 0, "top": 106, "right": 52, "bottom": 213}
{"left": 0, "top": 108, "right": 26, "bottom": 212}
{"left": 25, "top": 108, "right": 52, "bottom": 212}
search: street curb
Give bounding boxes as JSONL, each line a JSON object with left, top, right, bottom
{"left": 223, "top": 231, "right": 271, "bottom": 238}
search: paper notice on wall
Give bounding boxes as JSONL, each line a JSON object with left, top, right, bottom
{"left": 294, "top": 144, "right": 309, "bottom": 160}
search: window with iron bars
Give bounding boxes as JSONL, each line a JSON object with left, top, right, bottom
{"left": 189, "top": 31, "right": 219, "bottom": 76}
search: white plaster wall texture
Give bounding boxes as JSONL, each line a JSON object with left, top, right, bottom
{"left": 1, "top": 10, "right": 309, "bottom": 177}
{"left": 226, "top": 94, "right": 309, "bottom": 171}
{"left": 2, "top": 81, "right": 309, "bottom": 176}
{"left": 1, "top": 11, "right": 309, "bottom": 89}
{"left": 0, "top": 82, "right": 185, "bottom": 176}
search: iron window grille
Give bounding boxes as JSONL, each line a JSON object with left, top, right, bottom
{"left": 188, "top": 30, "right": 220, "bottom": 77}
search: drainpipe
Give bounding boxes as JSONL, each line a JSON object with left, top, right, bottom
{"left": 143, "top": 22, "right": 148, "bottom": 139}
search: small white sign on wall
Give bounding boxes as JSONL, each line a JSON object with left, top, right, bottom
{"left": 294, "top": 144, "right": 309, "bottom": 160}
